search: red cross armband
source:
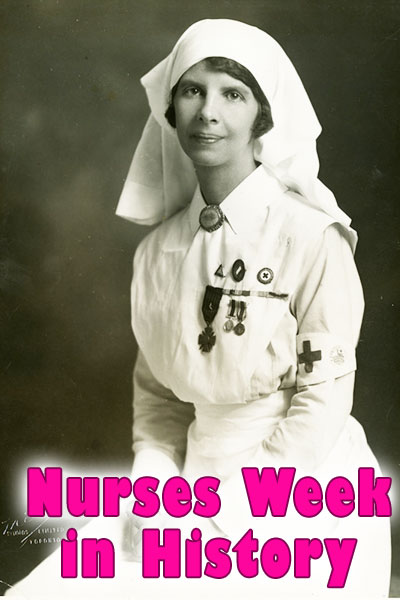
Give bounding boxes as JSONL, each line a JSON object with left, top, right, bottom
{"left": 295, "top": 332, "right": 357, "bottom": 386}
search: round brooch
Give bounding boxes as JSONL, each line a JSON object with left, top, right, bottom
{"left": 199, "top": 205, "right": 224, "bottom": 232}
{"left": 257, "top": 267, "right": 274, "bottom": 285}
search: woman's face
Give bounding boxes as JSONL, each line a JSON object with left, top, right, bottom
{"left": 173, "top": 60, "right": 259, "bottom": 171}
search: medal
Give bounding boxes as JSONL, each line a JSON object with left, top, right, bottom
{"left": 234, "top": 300, "right": 247, "bottom": 336}
{"left": 231, "top": 259, "right": 246, "bottom": 282}
{"left": 224, "top": 320, "right": 234, "bottom": 333}
{"left": 234, "top": 322, "right": 245, "bottom": 336}
{"left": 223, "top": 298, "right": 247, "bottom": 335}
{"left": 198, "top": 285, "right": 223, "bottom": 352}
{"left": 198, "top": 326, "right": 216, "bottom": 353}
{"left": 223, "top": 299, "right": 236, "bottom": 332}
{"left": 215, "top": 264, "right": 225, "bottom": 278}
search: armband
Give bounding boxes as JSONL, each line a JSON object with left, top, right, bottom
{"left": 296, "top": 332, "right": 356, "bottom": 386}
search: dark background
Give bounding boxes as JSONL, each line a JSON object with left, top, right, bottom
{"left": 1, "top": 0, "right": 399, "bottom": 595}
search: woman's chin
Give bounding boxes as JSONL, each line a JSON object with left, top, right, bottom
{"left": 184, "top": 147, "right": 225, "bottom": 168}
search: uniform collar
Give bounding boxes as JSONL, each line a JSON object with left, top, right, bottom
{"left": 162, "top": 165, "right": 287, "bottom": 252}
{"left": 188, "top": 164, "right": 286, "bottom": 236}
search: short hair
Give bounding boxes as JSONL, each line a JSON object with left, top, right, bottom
{"left": 165, "top": 57, "right": 273, "bottom": 138}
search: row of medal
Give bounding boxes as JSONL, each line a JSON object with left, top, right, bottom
{"left": 198, "top": 281, "right": 288, "bottom": 352}
{"left": 198, "top": 291, "right": 248, "bottom": 352}
{"left": 223, "top": 298, "right": 247, "bottom": 336}
{"left": 197, "top": 254, "right": 275, "bottom": 352}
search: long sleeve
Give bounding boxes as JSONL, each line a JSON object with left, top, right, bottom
{"left": 132, "top": 349, "right": 195, "bottom": 479}
{"left": 263, "top": 224, "right": 364, "bottom": 471}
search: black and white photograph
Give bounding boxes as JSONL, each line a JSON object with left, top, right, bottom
{"left": 1, "top": 1, "right": 399, "bottom": 598}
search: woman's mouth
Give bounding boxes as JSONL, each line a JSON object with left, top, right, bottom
{"left": 190, "top": 133, "right": 223, "bottom": 144}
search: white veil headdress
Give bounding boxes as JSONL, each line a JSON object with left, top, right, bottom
{"left": 116, "top": 19, "right": 356, "bottom": 249}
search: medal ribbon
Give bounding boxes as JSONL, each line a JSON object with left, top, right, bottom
{"left": 237, "top": 300, "right": 246, "bottom": 321}
{"left": 228, "top": 299, "right": 236, "bottom": 318}
{"left": 198, "top": 286, "right": 223, "bottom": 353}
{"left": 202, "top": 285, "right": 224, "bottom": 324}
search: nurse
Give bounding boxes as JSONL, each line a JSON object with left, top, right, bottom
{"left": 121, "top": 18, "right": 392, "bottom": 596}
{"left": 7, "top": 18, "right": 391, "bottom": 598}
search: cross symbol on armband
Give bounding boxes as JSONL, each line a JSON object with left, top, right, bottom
{"left": 298, "top": 340, "right": 322, "bottom": 373}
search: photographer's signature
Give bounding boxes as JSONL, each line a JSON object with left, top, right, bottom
{"left": 2, "top": 513, "right": 65, "bottom": 548}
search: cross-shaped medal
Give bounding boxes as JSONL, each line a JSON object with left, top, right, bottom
{"left": 298, "top": 340, "right": 322, "bottom": 373}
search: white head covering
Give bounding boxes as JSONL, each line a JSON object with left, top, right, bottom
{"left": 116, "top": 19, "right": 356, "bottom": 247}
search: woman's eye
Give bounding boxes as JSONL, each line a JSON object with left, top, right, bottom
{"left": 183, "top": 87, "right": 201, "bottom": 97}
{"left": 226, "top": 90, "right": 243, "bottom": 101}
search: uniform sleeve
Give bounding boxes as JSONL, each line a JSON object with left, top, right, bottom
{"left": 132, "top": 349, "right": 195, "bottom": 479}
{"left": 263, "top": 224, "right": 364, "bottom": 471}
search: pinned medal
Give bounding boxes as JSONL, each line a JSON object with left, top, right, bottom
{"left": 234, "top": 322, "right": 245, "bottom": 336}
{"left": 199, "top": 205, "right": 224, "bottom": 232}
{"left": 223, "top": 299, "right": 236, "bottom": 332}
{"left": 198, "top": 285, "right": 223, "bottom": 352}
{"left": 234, "top": 300, "right": 247, "bottom": 336}
{"left": 215, "top": 264, "right": 225, "bottom": 278}
{"left": 198, "top": 326, "right": 216, "bottom": 353}
{"left": 223, "top": 297, "right": 247, "bottom": 335}
{"left": 231, "top": 259, "right": 246, "bottom": 282}
{"left": 257, "top": 267, "right": 274, "bottom": 285}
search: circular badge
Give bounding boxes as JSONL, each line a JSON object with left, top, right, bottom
{"left": 223, "top": 320, "right": 234, "bottom": 332}
{"left": 234, "top": 322, "right": 245, "bottom": 336}
{"left": 199, "top": 205, "right": 224, "bottom": 232}
{"left": 231, "top": 259, "right": 246, "bottom": 282}
{"left": 257, "top": 267, "right": 274, "bottom": 285}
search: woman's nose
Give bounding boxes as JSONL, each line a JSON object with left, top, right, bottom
{"left": 197, "top": 94, "right": 219, "bottom": 123}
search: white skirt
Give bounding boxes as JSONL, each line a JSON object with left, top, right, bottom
{"left": 6, "top": 398, "right": 391, "bottom": 599}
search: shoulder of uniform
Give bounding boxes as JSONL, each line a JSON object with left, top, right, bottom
{"left": 273, "top": 190, "right": 338, "bottom": 246}
{"left": 134, "top": 208, "right": 188, "bottom": 264}
{"left": 282, "top": 190, "right": 335, "bottom": 228}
